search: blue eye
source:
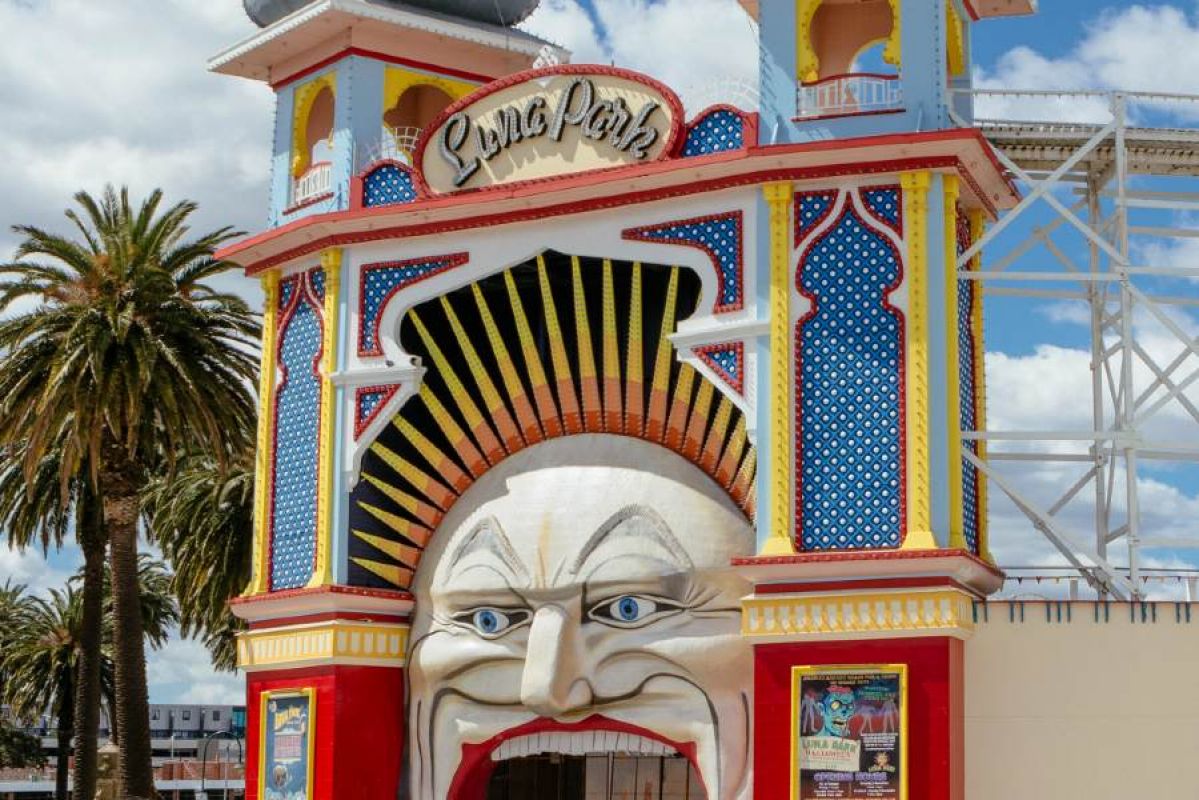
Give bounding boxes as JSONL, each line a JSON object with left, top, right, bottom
{"left": 475, "top": 609, "right": 505, "bottom": 633}
{"left": 616, "top": 596, "right": 648, "bottom": 621}
{"left": 589, "top": 595, "right": 682, "bottom": 628}
{"left": 453, "top": 608, "right": 529, "bottom": 638}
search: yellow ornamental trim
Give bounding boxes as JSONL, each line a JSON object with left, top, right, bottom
{"left": 762, "top": 182, "right": 796, "bottom": 555}
{"left": 943, "top": 177, "right": 968, "bottom": 551}
{"left": 308, "top": 249, "right": 341, "bottom": 589}
{"left": 899, "top": 172, "right": 936, "bottom": 551}
{"left": 884, "top": 0, "right": 902, "bottom": 68}
{"left": 382, "top": 67, "right": 478, "bottom": 122}
{"left": 248, "top": 272, "right": 281, "bottom": 596}
{"left": 237, "top": 621, "right": 410, "bottom": 671}
{"left": 946, "top": 2, "right": 966, "bottom": 77}
{"left": 292, "top": 72, "right": 337, "bottom": 178}
{"left": 796, "top": 0, "right": 823, "bottom": 83}
{"left": 742, "top": 588, "right": 976, "bottom": 640}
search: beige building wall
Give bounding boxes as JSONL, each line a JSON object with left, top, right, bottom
{"left": 966, "top": 601, "right": 1199, "bottom": 799}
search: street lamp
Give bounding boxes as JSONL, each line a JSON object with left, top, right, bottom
{"left": 199, "top": 730, "right": 244, "bottom": 800}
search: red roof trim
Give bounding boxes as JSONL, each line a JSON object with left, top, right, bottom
{"left": 272, "top": 46, "right": 494, "bottom": 91}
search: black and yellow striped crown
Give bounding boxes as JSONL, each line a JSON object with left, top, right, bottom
{"left": 349, "top": 252, "right": 757, "bottom": 589}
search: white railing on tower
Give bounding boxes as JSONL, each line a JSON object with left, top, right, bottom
{"left": 292, "top": 161, "right": 332, "bottom": 206}
{"left": 796, "top": 73, "right": 902, "bottom": 119}
{"left": 389, "top": 126, "right": 423, "bottom": 162}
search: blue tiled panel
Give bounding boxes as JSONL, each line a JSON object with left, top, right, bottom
{"left": 796, "top": 192, "right": 836, "bottom": 242}
{"left": 697, "top": 343, "right": 744, "bottom": 395}
{"left": 797, "top": 205, "right": 903, "bottom": 550}
{"left": 359, "top": 256, "right": 466, "bottom": 354}
{"left": 682, "top": 109, "right": 745, "bottom": 157}
{"left": 958, "top": 215, "right": 981, "bottom": 553}
{"left": 624, "top": 214, "right": 743, "bottom": 311}
{"left": 364, "top": 164, "right": 417, "bottom": 207}
{"left": 862, "top": 187, "right": 901, "bottom": 232}
{"left": 270, "top": 272, "right": 324, "bottom": 590}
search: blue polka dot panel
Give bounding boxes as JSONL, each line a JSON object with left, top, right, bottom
{"left": 358, "top": 254, "right": 470, "bottom": 356}
{"left": 270, "top": 268, "right": 326, "bottom": 590}
{"left": 623, "top": 212, "right": 744, "bottom": 312}
{"left": 696, "top": 341, "right": 745, "bottom": 396}
{"left": 957, "top": 208, "right": 981, "bottom": 553}
{"left": 355, "top": 383, "right": 401, "bottom": 439}
{"left": 862, "top": 186, "right": 902, "bottom": 234}
{"left": 796, "top": 202, "right": 904, "bottom": 551}
{"left": 682, "top": 109, "right": 745, "bottom": 157}
{"left": 796, "top": 191, "right": 837, "bottom": 243}
{"left": 278, "top": 275, "right": 297, "bottom": 312}
{"left": 309, "top": 266, "right": 326, "bottom": 303}
{"left": 363, "top": 163, "right": 418, "bottom": 207}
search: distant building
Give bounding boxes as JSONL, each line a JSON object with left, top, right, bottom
{"left": 1, "top": 704, "right": 246, "bottom": 798}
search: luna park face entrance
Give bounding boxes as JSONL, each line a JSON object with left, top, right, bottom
{"left": 486, "top": 754, "right": 706, "bottom": 799}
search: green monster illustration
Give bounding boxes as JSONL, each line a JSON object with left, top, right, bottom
{"left": 817, "top": 686, "right": 857, "bottom": 738}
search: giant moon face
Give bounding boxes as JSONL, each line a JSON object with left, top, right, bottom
{"left": 407, "top": 434, "right": 754, "bottom": 799}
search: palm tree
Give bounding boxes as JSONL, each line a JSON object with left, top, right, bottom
{"left": 1, "top": 585, "right": 95, "bottom": 800}
{"left": 145, "top": 452, "right": 254, "bottom": 672}
{"left": 0, "top": 186, "right": 260, "bottom": 798}
{"left": 0, "top": 564, "right": 177, "bottom": 800}
{"left": 0, "top": 444, "right": 107, "bottom": 800}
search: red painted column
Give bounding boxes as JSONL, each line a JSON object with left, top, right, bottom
{"left": 245, "top": 665, "right": 405, "bottom": 800}
{"left": 753, "top": 637, "right": 965, "bottom": 800}
{"left": 234, "top": 587, "right": 412, "bottom": 800}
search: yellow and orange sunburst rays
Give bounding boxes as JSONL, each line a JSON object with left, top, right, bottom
{"left": 352, "top": 255, "right": 758, "bottom": 588}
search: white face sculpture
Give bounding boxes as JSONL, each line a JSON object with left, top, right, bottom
{"left": 407, "top": 435, "right": 754, "bottom": 799}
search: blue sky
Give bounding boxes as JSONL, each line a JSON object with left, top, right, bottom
{"left": 2, "top": 0, "right": 1198, "bottom": 703}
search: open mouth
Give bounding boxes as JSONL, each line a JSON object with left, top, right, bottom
{"left": 490, "top": 729, "right": 681, "bottom": 761}
{"left": 449, "top": 715, "right": 706, "bottom": 799}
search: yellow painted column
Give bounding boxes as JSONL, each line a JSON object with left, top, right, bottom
{"left": 308, "top": 248, "right": 342, "bottom": 588}
{"left": 943, "top": 176, "right": 968, "bottom": 551}
{"left": 900, "top": 171, "right": 937, "bottom": 551}
{"left": 969, "top": 208, "right": 995, "bottom": 564}
{"left": 761, "top": 182, "right": 797, "bottom": 556}
{"left": 247, "top": 272, "right": 281, "bottom": 596}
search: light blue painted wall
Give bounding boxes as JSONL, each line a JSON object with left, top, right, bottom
{"left": 757, "top": 0, "right": 985, "bottom": 143}
{"left": 754, "top": 189, "right": 779, "bottom": 551}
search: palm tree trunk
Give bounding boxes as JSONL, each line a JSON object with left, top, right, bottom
{"left": 105, "top": 486, "right": 158, "bottom": 800}
{"left": 72, "top": 492, "right": 105, "bottom": 800}
{"left": 55, "top": 682, "right": 74, "bottom": 800}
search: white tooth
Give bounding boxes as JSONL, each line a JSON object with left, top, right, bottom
{"left": 569, "top": 732, "right": 584, "bottom": 756}
{"left": 606, "top": 731, "right": 620, "bottom": 752}
{"left": 616, "top": 733, "right": 630, "bottom": 754}
{"left": 517, "top": 735, "right": 530, "bottom": 758}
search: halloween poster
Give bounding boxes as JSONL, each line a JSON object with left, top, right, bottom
{"left": 262, "top": 692, "right": 313, "bottom": 800}
{"left": 793, "top": 668, "right": 905, "bottom": 800}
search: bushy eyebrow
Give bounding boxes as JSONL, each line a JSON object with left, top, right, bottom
{"left": 564, "top": 504, "right": 693, "bottom": 579}
{"left": 447, "top": 516, "right": 530, "bottom": 582}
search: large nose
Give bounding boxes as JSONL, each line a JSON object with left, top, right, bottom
{"left": 520, "top": 605, "right": 592, "bottom": 717}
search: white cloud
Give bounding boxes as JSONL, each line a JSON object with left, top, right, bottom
{"left": 973, "top": 4, "right": 1199, "bottom": 123}
{"left": 0, "top": 543, "right": 77, "bottom": 595}
{"left": 147, "top": 634, "right": 243, "bottom": 705}
{"left": 523, "top": 0, "right": 758, "bottom": 111}
{"left": 0, "top": 0, "right": 271, "bottom": 262}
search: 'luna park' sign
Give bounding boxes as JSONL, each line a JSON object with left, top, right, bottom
{"left": 417, "top": 66, "right": 683, "bottom": 194}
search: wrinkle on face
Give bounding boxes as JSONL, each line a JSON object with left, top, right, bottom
{"left": 407, "top": 436, "right": 756, "bottom": 800}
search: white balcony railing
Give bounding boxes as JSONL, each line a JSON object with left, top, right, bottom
{"left": 389, "top": 126, "right": 423, "bottom": 163}
{"left": 797, "top": 74, "right": 903, "bottom": 119}
{"left": 292, "top": 161, "right": 333, "bottom": 206}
